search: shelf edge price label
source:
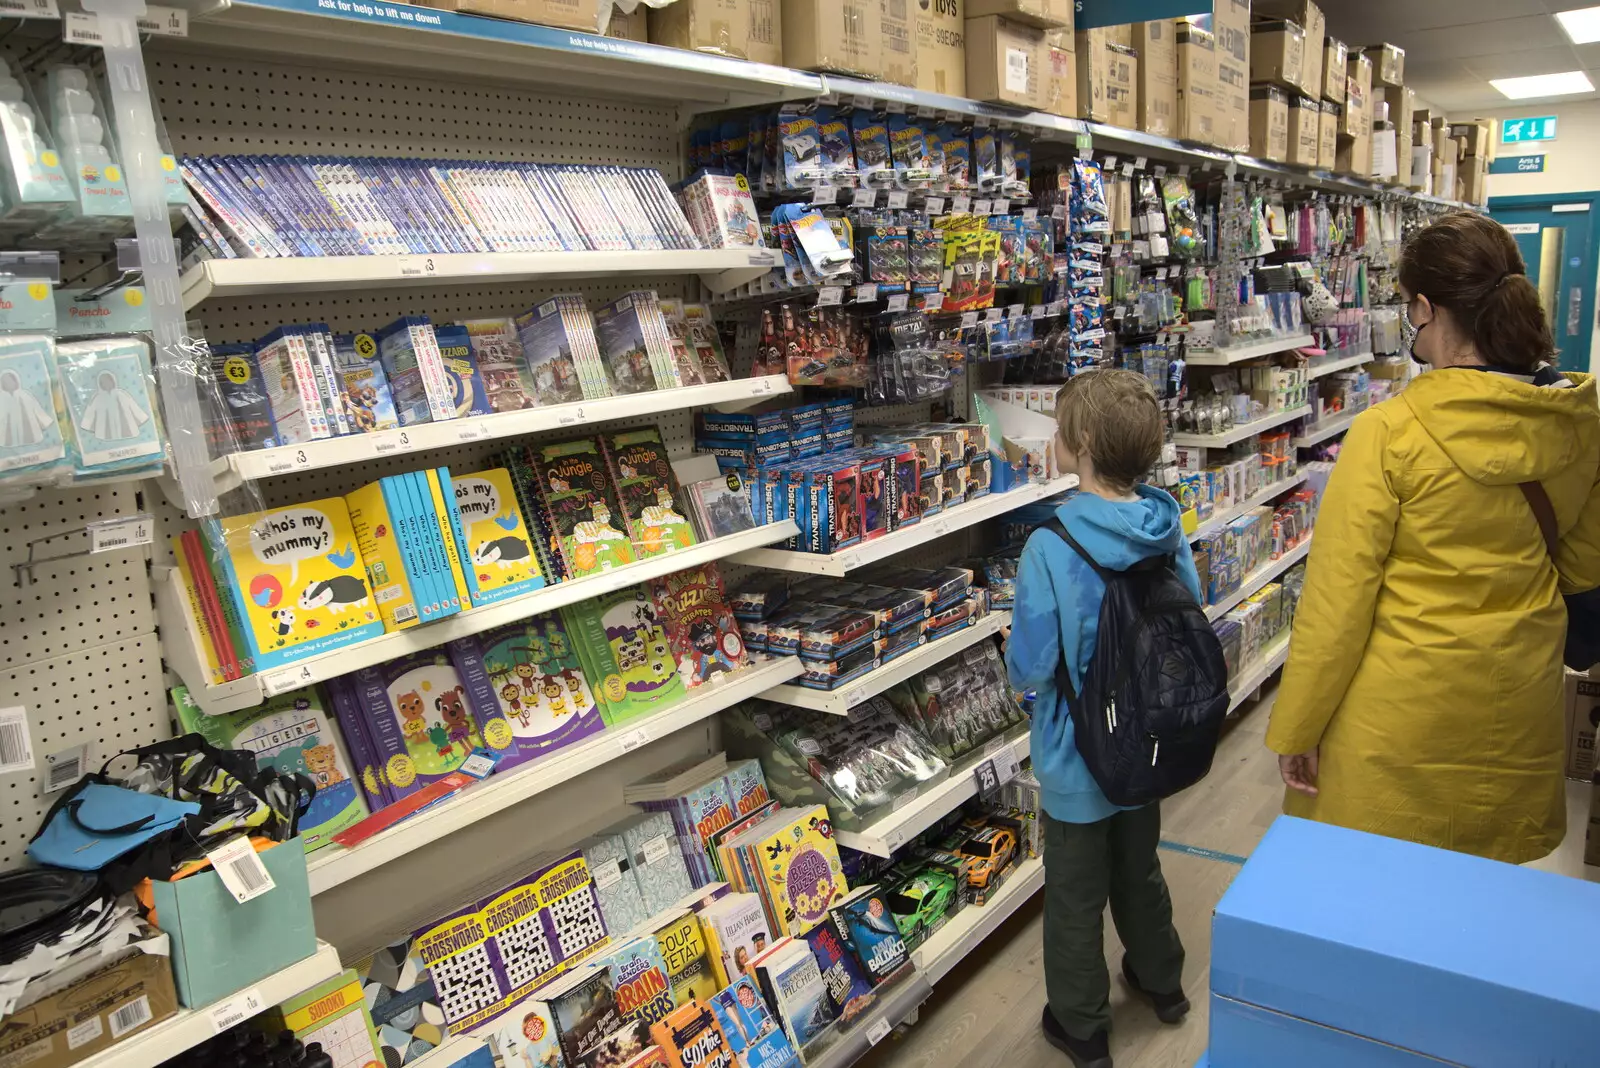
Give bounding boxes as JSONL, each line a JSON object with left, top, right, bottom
{"left": 951, "top": 195, "right": 971, "bottom": 214}
{"left": 263, "top": 664, "right": 315, "bottom": 697}
{"left": 886, "top": 293, "right": 911, "bottom": 312}
{"left": 811, "top": 184, "right": 839, "bottom": 206}
{"left": 208, "top": 987, "right": 266, "bottom": 1035}
{"left": 87, "top": 514, "right": 153, "bottom": 554}
{"left": 920, "top": 293, "right": 944, "bottom": 312}
{"left": 886, "top": 190, "right": 910, "bottom": 209}
{"left": 618, "top": 727, "right": 650, "bottom": 753}
{"left": 817, "top": 286, "right": 845, "bottom": 307}
{"left": 1021, "top": 207, "right": 1039, "bottom": 220}
{"left": 855, "top": 283, "right": 879, "bottom": 303}
{"left": 972, "top": 199, "right": 992, "bottom": 216}
{"left": 398, "top": 256, "right": 440, "bottom": 279}
{"left": 959, "top": 311, "right": 979, "bottom": 329}
{"left": 992, "top": 198, "right": 1010, "bottom": 215}
{"left": 851, "top": 187, "right": 879, "bottom": 209}
{"left": 925, "top": 196, "right": 945, "bottom": 215}
{"left": 866, "top": 1018, "right": 894, "bottom": 1046}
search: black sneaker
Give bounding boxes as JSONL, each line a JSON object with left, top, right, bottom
{"left": 1040, "top": 1006, "right": 1112, "bottom": 1068}
{"left": 1121, "top": 956, "right": 1191, "bottom": 1024}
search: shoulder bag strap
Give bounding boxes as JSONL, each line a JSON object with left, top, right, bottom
{"left": 1519, "top": 481, "right": 1560, "bottom": 558}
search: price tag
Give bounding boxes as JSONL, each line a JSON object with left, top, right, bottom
{"left": 959, "top": 311, "right": 979, "bottom": 329}
{"left": 262, "top": 664, "right": 315, "bottom": 697}
{"left": 817, "top": 286, "right": 845, "bottom": 307}
{"left": 837, "top": 551, "right": 863, "bottom": 571}
{"left": 208, "top": 987, "right": 266, "bottom": 1035}
{"left": 991, "top": 743, "right": 1021, "bottom": 786}
{"left": 866, "top": 1017, "right": 894, "bottom": 1046}
{"left": 951, "top": 195, "right": 971, "bottom": 214}
{"left": 916, "top": 105, "right": 938, "bottom": 119}
{"left": 1156, "top": 267, "right": 1170, "bottom": 280}
{"left": 265, "top": 447, "right": 313, "bottom": 474}
{"left": 852, "top": 187, "right": 878, "bottom": 208}
{"left": 983, "top": 735, "right": 1007, "bottom": 757}
{"left": 1102, "top": 156, "right": 1119, "bottom": 171}
{"left": 983, "top": 308, "right": 1004, "bottom": 323}
{"left": 886, "top": 293, "right": 910, "bottom": 312}
{"left": 1021, "top": 207, "right": 1038, "bottom": 220}
{"left": 618, "top": 727, "right": 650, "bottom": 752}
{"left": 205, "top": 836, "right": 277, "bottom": 905}
{"left": 87, "top": 514, "right": 153, "bottom": 554}
{"left": 373, "top": 431, "right": 407, "bottom": 454}
{"left": 750, "top": 377, "right": 776, "bottom": 395}
{"left": 992, "top": 198, "right": 1010, "bottom": 215}
{"left": 973, "top": 199, "right": 992, "bottom": 215}
{"left": 920, "top": 293, "right": 944, "bottom": 312}
{"left": 397, "top": 256, "right": 440, "bottom": 279}
{"left": 887, "top": 190, "right": 910, "bottom": 209}
{"left": 855, "top": 283, "right": 879, "bottom": 303}
{"left": 1030, "top": 305, "right": 1047, "bottom": 320}
{"left": 557, "top": 405, "right": 587, "bottom": 426}
{"left": 811, "top": 184, "right": 838, "bottom": 205}
{"left": 973, "top": 759, "right": 1000, "bottom": 795}
{"left": 925, "top": 196, "right": 945, "bottom": 215}
{"left": 1135, "top": 156, "right": 1148, "bottom": 170}
{"left": 1052, "top": 204, "right": 1067, "bottom": 220}
{"left": 884, "top": 828, "right": 907, "bottom": 851}
{"left": 459, "top": 751, "right": 497, "bottom": 779}
{"left": 1008, "top": 303, "right": 1025, "bottom": 318}
{"left": 456, "top": 423, "right": 490, "bottom": 442}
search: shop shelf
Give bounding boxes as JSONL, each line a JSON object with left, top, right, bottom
{"left": 1228, "top": 629, "right": 1294, "bottom": 713}
{"left": 1293, "top": 409, "right": 1360, "bottom": 448}
{"left": 210, "top": 375, "right": 791, "bottom": 493}
{"left": 156, "top": 521, "right": 800, "bottom": 715}
{"left": 835, "top": 731, "right": 1031, "bottom": 858}
{"left": 1172, "top": 407, "right": 1312, "bottom": 450}
{"left": 731, "top": 476, "right": 1078, "bottom": 576}
{"left": 305, "top": 656, "right": 802, "bottom": 894}
{"left": 912, "top": 856, "right": 1045, "bottom": 984}
{"left": 1306, "top": 350, "right": 1374, "bottom": 379}
{"left": 759, "top": 611, "right": 1012, "bottom": 715}
{"left": 1205, "top": 539, "right": 1313, "bottom": 623}
{"left": 1187, "top": 474, "right": 1309, "bottom": 544}
{"left": 1185, "top": 334, "right": 1317, "bottom": 367}
{"left": 799, "top": 970, "right": 936, "bottom": 1068}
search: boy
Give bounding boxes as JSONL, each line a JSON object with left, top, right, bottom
{"left": 1005, "top": 369, "right": 1198, "bottom": 1068}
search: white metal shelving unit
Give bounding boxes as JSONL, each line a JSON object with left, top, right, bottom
{"left": 1205, "top": 539, "right": 1312, "bottom": 623}
{"left": 1229, "top": 630, "right": 1295, "bottom": 714}
{"left": 1172, "top": 406, "right": 1313, "bottom": 449}
{"left": 731, "top": 477, "right": 1077, "bottom": 576}
{"left": 1293, "top": 410, "right": 1361, "bottom": 448}
{"left": 1187, "top": 473, "right": 1309, "bottom": 544}
{"left": 1185, "top": 334, "right": 1317, "bottom": 367}
{"left": 75, "top": 944, "right": 342, "bottom": 1068}
{"left": 759, "top": 612, "right": 1011, "bottom": 715}
{"left": 1307, "top": 350, "right": 1375, "bottom": 379}
{"left": 913, "top": 857, "right": 1045, "bottom": 983}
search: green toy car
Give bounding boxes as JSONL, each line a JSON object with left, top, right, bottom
{"left": 886, "top": 868, "right": 959, "bottom": 946}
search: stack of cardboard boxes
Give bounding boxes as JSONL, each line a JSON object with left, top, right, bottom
{"left": 1074, "top": 13, "right": 1221, "bottom": 144}
{"left": 965, "top": 0, "right": 1074, "bottom": 110}
{"left": 1450, "top": 119, "right": 1493, "bottom": 205}
{"left": 1247, "top": 2, "right": 1327, "bottom": 167}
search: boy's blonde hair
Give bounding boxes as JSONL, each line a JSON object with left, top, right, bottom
{"left": 1053, "top": 369, "right": 1163, "bottom": 493}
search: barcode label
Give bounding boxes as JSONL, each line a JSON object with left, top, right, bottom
{"left": 108, "top": 996, "right": 151, "bottom": 1039}
{"left": 88, "top": 514, "right": 153, "bottom": 554}
{"left": 44, "top": 745, "right": 86, "bottom": 794}
{"left": 1004, "top": 46, "right": 1030, "bottom": 94}
{"left": 866, "top": 1016, "right": 893, "bottom": 1045}
{"left": 66, "top": 1016, "right": 102, "bottom": 1050}
{"left": 0, "top": 708, "right": 34, "bottom": 774}
{"left": 208, "top": 988, "right": 265, "bottom": 1035}
{"left": 206, "top": 836, "right": 277, "bottom": 904}
{"left": 393, "top": 602, "right": 417, "bottom": 622}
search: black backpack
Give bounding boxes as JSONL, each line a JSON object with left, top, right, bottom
{"left": 1044, "top": 519, "right": 1230, "bottom": 806}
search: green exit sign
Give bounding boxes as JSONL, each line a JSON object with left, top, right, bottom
{"left": 1502, "top": 116, "right": 1559, "bottom": 143}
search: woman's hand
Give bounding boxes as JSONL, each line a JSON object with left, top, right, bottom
{"left": 1278, "top": 749, "right": 1320, "bottom": 797}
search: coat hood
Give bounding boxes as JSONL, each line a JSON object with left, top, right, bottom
{"left": 1401, "top": 369, "right": 1599, "bottom": 485}
{"left": 1055, "top": 484, "right": 1190, "bottom": 569}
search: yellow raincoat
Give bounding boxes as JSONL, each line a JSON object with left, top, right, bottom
{"left": 1266, "top": 368, "right": 1600, "bottom": 863}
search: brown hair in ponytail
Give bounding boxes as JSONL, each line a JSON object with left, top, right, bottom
{"left": 1398, "top": 211, "right": 1556, "bottom": 372}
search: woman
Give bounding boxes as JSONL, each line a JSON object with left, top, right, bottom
{"left": 1267, "top": 211, "right": 1600, "bottom": 864}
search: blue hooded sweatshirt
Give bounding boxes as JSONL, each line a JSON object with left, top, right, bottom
{"left": 1005, "top": 486, "right": 1204, "bottom": 824}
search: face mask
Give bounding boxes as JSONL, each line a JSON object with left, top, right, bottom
{"left": 1403, "top": 299, "right": 1430, "bottom": 367}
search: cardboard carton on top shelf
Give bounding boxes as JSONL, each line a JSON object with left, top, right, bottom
{"left": 878, "top": 0, "right": 915, "bottom": 85}
{"left": 966, "top": 0, "right": 1070, "bottom": 31}
{"left": 1317, "top": 101, "right": 1337, "bottom": 169}
{"left": 1249, "top": 84, "right": 1289, "bottom": 162}
{"left": 1044, "top": 36, "right": 1077, "bottom": 118}
{"left": 1211, "top": 0, "right": 1251, "bottom": 152}
{"left": 649, "top": 0, "right": 783, "bottom": 63}
{"left": 1252, "top": 0, "right": 1324, "bottom": 95}
{"left": 1409, "top": 142, "right": 1433, "bottom": 193}
{"left": 1176, "top": 22, "right": 1220, "bottom": 145}
{"left": 1450, "top": 119, "right": 1493, "bottom": 159}
{"left": 1340, "top": 50, "right": 1371, "bottom": 138}
{"left": 1336, "top": 128, "right": 1370, "bottom": 178}
{"left": 1250, "top": 19, "right": 1309, "bottom": 96}
{"left": 607, "top": 5, "right": 648, "bottom": 39}
{"left": 915, "top": 0, "right": 965, "bottom": 96}
{"left": 1105, "top": 42, "right": 1138, "bottom": 130}
{"left": 1135, "top": 20, "right": 1178, "bottom": 137}
{"left": 1287, "top": 95, "right": 1320, "bottom": 166}
{"left": 1365, "top": 41, "right": 1405, "bottom": 87}
{"left": 1381, "top": 86, "right": 1414, "bottom": 141}
{"left": 782, "top": 0, "right": 878, "bottom": 75}
{"left": 1075, "top": 27, "right": 1114, "bottom": 123}
{"left": 1319, "top": 35, "right": 1346, "bottom": 103}
{"left": 1462, "top": 156, "right": 1489, "bottom": 206}
{"left": 968, "top": 14, "right": 1046, "bottom": 109}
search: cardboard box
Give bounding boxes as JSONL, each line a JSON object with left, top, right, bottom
{"left": 1176, "top": 23, "right": 1220, "bottom": 144}
{"left": 1044, "top": 41, "right": 1076, "bottom": 118}
{"left": 606, "top": 5, "right": 648, "bottom": 39}
{"left": 1212, "top": 0, "right": 1250, "bottom": 152}
{"left": 649, "top": 0, "right": 782, "bottom": 62}
{"left": 1368, "top": 122, "right": 1396, "bottom": 181}
{"left": 1431, "top": 117, "right": 1451, "bottom": 158}
{"left": 1336, "top": 130, "right": 1370, "bottom": 178}
{"left": 1341, "top": 50, "right": 1370, "bottom": 138}
{"left": 1365, "top": 40, "right": 1405, "bottom": 87}
{"left": 1254, "top": 0, "right": 1324, "bottom": 98}
{"left": 965, "top": 0, "right": 1069, "bottom": 30}
{"left": 1074, "top": 27, "right": 1113, "bottom": 122}
{"left": 1135, "top": 20, "right": 1178, "bottom": 137}
{"left": 968, "top": 15, "right": 1045, "bottom": 109}
{"left": 1287, "top": 95, "right": 1320, "bottom": 165}
{"left": 1319, "top": 35, "right": 1346, "bottom": 102}
{"left": 782, "top": 0, "right": 878, "bottom": 75}
{"left": 915, "top": 0, "right": 966, "bottom": 96}
{"left": 1317, "top": 102, "right": 1336, "bottom": 169}
{"left": 0, "top": 941, "right": 179, "bottom": 1068}
{"left": 1463, "top": 157, "right": 1489, "bottom": 205}
{"left": 1450, "top": 119, "right": 1493, "bottom": 158}
{"left": 420, "top": 0, "right": 610, "bottom": 31}
{"left": 1215, "top": 816, "right": 1600, "bottom": 1068}
{"left": 878, "top": 0, "right": 915, "bottom": 84}
{"left": 1382, "top": 85, "right": 1414, "bottom": 140}
{"left": 1106, "top": 41, "right": 1138, "bottom": 129}
{"left": 1250, "top": 19, "right": 1308, "bottom": 95}
{"left": 1249, "top": 84, "right": 1289, "bottom": 162}
{"left": 1567, "top": 671, "right": 1599, "bottom": 781}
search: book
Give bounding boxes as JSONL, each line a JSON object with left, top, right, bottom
{"left": 530, "top": 437, "right": 636, "bottom": 578}
{"left": 173, "top": 684, "right": 366, "bottom": 852}
{"left": 647, "top": 565, "right": 749, "bottom": 690}
{"left": 803, "top": 919, "right": 874, "bottom": 1026}
{"left": 708, "top": 801, "right": 780, "bottom": 888}
{"left": 434, "top": 324, "right": 494, "bottom": 418}
{"left": 707, "top": 976, "right": 799, "bottom": 1068}
{"left": 203, "top": 496, "right": 383, "bottom": 671}
{"left": 601, "top": 427, "right": 696, "bottom": 558}
{"left": 648, "top": 1001, "right": 734, "bottom": 1068}
{"left": 448, "top": 615, "right": 604, "bottom": 770}
{"left": 687, "top": 473, "right": 757, "bottom": 541}
{"left": 829, "top": 888, "right": 911, "bottom": 986}
{"left": 698, "top": 894, "right": 772, "bottom": 989}
{"left": 561, "top": 585, "right": 684, "bottom": 726}
{"left": 751, "top": 940, "right": 833, "bottom": 1051}
{"left": 344, "top": 476, "right": 425, "bottom": 632}
{"left": 549, "top": 963, "right": 629, "bottom": 1068}
{"left": 639, "top": 770, "right": 737, "bottom": 888}
{"left": 600, "top": 935, "right": 677, "bottom": 1030}
{"left": 620, "top": 811, "right": 695, "bottom": 916}
{"left": 720, "top": 760, "right": 772, "bottom": 821}
{"left": 654, "top": 912, "right": 717, "bottom": 1010}
{"left": 326, "top": 676, "right": 392, "bottom": 812}
{"left": 172, "top": 530, "right": 233, "bottom": 682}
{"left": 352, "top": 937, "right": 448, "bottom": 1066}
{"left": 261, "top": 969, "right": 383, "bottom": 1068}
{"left": 741, "top": 806, "right": 848, "bottom": 938}
{"left": 488, "top": 996, "right": 561, "bottom": 1068}
{"left": 441, "top": 466, "right": 546, "bottom": 607}
{"left": 350, "top": 649, "right": 490, "bottom": 797}
{"left": 424, "top": 468, "right": 472, "bottom": 616}
{"left": 461, "top": 317, "right": 538, "bottom": 413}
{"left": 624, "top": 1048, "right": 671, "bottom": 1068}
{"left": 580, "top": 831, "right": 652, "bottom": 944}
{"left": 625, "top": 754, "right": 729, "bottom": 805}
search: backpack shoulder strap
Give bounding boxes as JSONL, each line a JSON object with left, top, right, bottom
{"left": 1041, "top": 518, "right": 1112, "bottom": 581}
{"left": 1519, "top": 481, "right": 1559, "bottom": 558}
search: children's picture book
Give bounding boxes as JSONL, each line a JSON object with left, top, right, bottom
{"left": 830, "top": 889, "right": 910, "bottom": 986}
{"left": 173, "top": 684, "right": 366, "bottom": 852}
{"left": 461, "top": 317, "right": 538, "bottom": 413}
{"left": 751, "top": 807, "right": 848, "bottom": 938}
{"left": 333, "top": 332, "right": 400, "bottom": 433}
{"left": 514, "top": 300, "right": 587, "bottom": 407}
{"left": 647, "top": 565, "right": 749, "bottom": 690}
{"left": 803, "top": 919, "right": 874, "bottom": 1026}
{"left": 449, "top": 615, "right": 603, "bottom": 769}
{"left": 648, "top": 1001, "right": 734, "bottom": 1068}
{"left": 442, "top": 466, "right": 545, "bottom": 606}
{"left": 708, "top": 976, "right": 798, "bottom": 1068}
{"left": 344, "top": 476, "right": 425, "bottom": 633}
{"left": 601, "top": 428, "right": 696, "bottom": 558}
{"left": 654, "top": 912, "right": 717, "bottom": 1010}
{"left": 351, "top": 650, "right": 488, "bottom": 797}
{"left": 434, "top": 324, "right": 494, "bottom": 418}
{"left": 698, "top": 894, "right": 772, "bottom": 989}
{"left": 561, "top": 586, "right": 684, "bottom": 727}
{"left": 204, "top": 496, "right": 383, "bottom": 671}
{"left": 531, "top": 437, "right": 636, "bottom": 578}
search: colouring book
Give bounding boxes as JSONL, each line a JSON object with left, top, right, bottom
{"left": 351, "top": 650, "right": 488, "bottom": 797}
{"left": 530, "top": 437, "right": 635, "bottom": 578}
{"left": 562, "top": 586, "right": 684, "bottom": 727}
{"left": 602, "top": 427, "right": 696, "bottom": 558}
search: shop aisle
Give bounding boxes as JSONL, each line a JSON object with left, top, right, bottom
{"left": 859, "top": 688, "right": 1597, "bottom": 1068}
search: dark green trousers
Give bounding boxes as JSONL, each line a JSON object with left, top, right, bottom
{"left": 1042, "top": 803, "right": 1185, "bottom": 1040}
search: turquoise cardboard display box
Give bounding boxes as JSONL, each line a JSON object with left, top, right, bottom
{"left": 1211, "top": 816, "right": 1600, "bottom": 1067}
{"left": 150, "top": 839, "right": 316, "bottom": 1007}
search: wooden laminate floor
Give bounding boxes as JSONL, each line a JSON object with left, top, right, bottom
{"left": 859, "top": 684, "right": 1598, "bottom": 1068}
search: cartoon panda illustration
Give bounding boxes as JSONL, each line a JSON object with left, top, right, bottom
{"left": 270, "top": 607, "right": 295, "bottom": 636}
{"left": 299, "top": 575, "right": 370, "bottom": 614}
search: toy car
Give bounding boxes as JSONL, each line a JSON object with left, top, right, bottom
{"left": 886, "top": 869, "right": 957, "bottom": 945}
{"left": 958, "top": 826, "right": 1017, "bottom": 893}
